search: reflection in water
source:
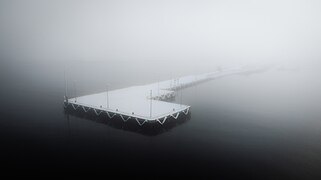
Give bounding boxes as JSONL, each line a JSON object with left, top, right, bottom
{"left": 2, "top": 59, "right": 321, "bottom": 178}
{"left": 64, "top": 106, "right": 191, "bottom": 136}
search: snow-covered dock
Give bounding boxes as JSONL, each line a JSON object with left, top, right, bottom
{"left": 64, "top": 66, "right": 250, "bottom": 126}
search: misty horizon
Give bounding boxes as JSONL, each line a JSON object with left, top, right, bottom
{"left": 1, "top": 0, "right": 321, "bottom": 179}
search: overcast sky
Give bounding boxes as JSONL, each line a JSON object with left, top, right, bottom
{"left": 0, "top": 0, "right": 320, "bottom": 66}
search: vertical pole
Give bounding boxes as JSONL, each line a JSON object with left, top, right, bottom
{"left": 180, "top": 83, "right": 183, "bottom": 107}
{"left": 106, "top": 85, "right": 109, "bottom": 109}
{"left": 194, "top": 75, "right": 197, "bottom": 97}
{"left": 73, "top": 81, "right": 77, "bottom": 102}
{"left": 170, "top": 72, "right": 172, "bottom": 89}
{"left": 157, "top": 77, "right": 159, "bottom": 96}
{"left": 177, "top": 78, "right": 180, "bottom": 97}
{"left": 64, "top": 70, "right": 68, "bottom": 100}
{"left": 150, "top": 90, "right": 152, "bottom": 118}
{"left": 178, "top": 78, "right": 179, "bottom": 89}
{"left": 64, "top": 70, "right": 66, "bottom": 97}
{"left": 173, "top": 79, "right": 175, "bottom": 89}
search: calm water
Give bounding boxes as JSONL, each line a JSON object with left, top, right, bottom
{"left": 1, "top": 60, "right": 321, "bottom": 178}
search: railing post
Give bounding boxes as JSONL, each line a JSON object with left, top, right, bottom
{"left": 106, "top": 85, "right": 109, "bottom": 109}
{"left": 180, "top": 83, "right": 183, "bottom": 107}
{"left": 150, "top": 90, "right": 152, "bottom": 118}
{"left": 64, "top": 70, "right": 68, "bottom": 103}
{"left": 73, "top": 81, "right": 77, "bottom": 102}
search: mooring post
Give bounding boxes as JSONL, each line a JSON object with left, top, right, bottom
{"left": 178, "top": 78, "right": 180, "bottom": 89}
{"left": 73, "top": 81, "right": 77, "bottom": 102}
{"left": 177, "top": 78, "right": 180, "bottom": 97}
{"left": 173, "top": 79, "right": 175, "bottom": 90}
{"left": 64, "top": 69, "right": 68, "bottom": 103}
{"left": 150, "top": 90, "right": 152, "bottom": 118}
{"left": 157, "top": 77, "right": 159, "bottom": 96}
{"left": 180, "top": 83, "right": 183, "bottom": 107}
{"left": 170, "top": 72, "right": 172, "bottom": 89}
{"left": 106, "top": 85, "right": 109, "bottom": 109}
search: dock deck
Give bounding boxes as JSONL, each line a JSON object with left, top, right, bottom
{"left": 64, "top": 66, "right": 249, "bottom": 125}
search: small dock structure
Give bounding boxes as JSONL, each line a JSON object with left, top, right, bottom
{"left": 64, "top": 66, "right": 250, "bottom": 126}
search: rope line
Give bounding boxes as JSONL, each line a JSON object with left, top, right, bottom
{"left": 156, "top": 116, "right": 167, "bottom": 125}
{"left": 120, "top": 115, "right": 131, "bottom": 122}
{"left": 93, "top": 109, "right": 103, "bottom": 116}
{"left": 170, "top": 112, "right": 180, "bottom": 119}
{"left": 183, "top": 108, "right": 189, "bottom": 115}
{"left": 135, "top": 118, "right": 146, "bottom": 126}
{"left": 63, "top": 102, "right": 68, "bottom": 108}
{"left": 71, "top": 103, "right": 79, "bottom": 110}
{"left": 106, "top": 112, "right": 116, "bottom": 119}
{"left": 82, "top": 106, "right": 90, "bottom": 112}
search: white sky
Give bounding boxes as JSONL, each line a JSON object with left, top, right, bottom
{"left": 0, "top": 0, "right": 321, "bottom": 66}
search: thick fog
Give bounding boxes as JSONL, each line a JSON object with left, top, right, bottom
{"left": 0, "top": 0, "right": 321, "bottom": 102}
{"left": 1, "top": 0, "right": 321, "bottom": 66}
{"left": 1, "top": 0, "right": 321, "bottom": 106}
{"left": 1, "top": 1, "right": 321, "bottom": 178}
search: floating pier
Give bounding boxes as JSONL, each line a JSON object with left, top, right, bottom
{"left": 64, "top": 66, "right": 252, "bottom": 126}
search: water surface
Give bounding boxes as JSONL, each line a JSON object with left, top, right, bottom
{"left": 1, "top": 60, "right": 321, "bottom": 178}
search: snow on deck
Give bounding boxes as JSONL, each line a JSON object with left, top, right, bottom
{"left": 65, "top": 66, "right": 249, "bottom": 125}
